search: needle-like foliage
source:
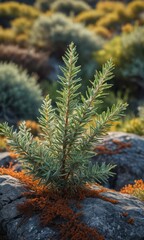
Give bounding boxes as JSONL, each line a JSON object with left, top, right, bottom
{"left": 0, "top": 43, "right": 127, "bottom": 192}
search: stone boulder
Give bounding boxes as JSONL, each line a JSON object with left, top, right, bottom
{"left": 92, "top": 132, "right": 144, "bottom": 190}
{"left": 0, "top": 175, "right": 144, "bottom": 240}
{"left": 0, "top": 152, "right": 21, "bottom": 172}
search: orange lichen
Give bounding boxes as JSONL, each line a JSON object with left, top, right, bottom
{"left": 0, "top": 168, "right": 120, "bottom": 240}
{"left": 120, "top": 180, "right": 144, "bottom": 195}
{"left": 9, "top": 151, "right": 19, "bottom": 159}
{"left": 0, "top": 168, "right": 45, "bottom": 193}
{"left": 17, "top": 187, "right": 105, "bottom": 240}
{"left": 18, "top": 120, "right": 40, "bottom": 136}
{"left": 127, "top": 218, "right": 134, "bottom": 225}
{"left": 95, "top": 140, "right": 131, "bottom": 155}
{"left": 60, "top": 214, "right": 104, "bottom": 240}
{"left": 121, "top": 212, "right": 128, "bottom": 217}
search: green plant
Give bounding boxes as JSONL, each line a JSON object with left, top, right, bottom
{"left": 0, "top": 62, "right": 42, "bottom": 123}
{"left": 96, "top": 26, "right": 144, "bottom": 92}
{"left": 0, "top": 43, "right": 127, "bottom": 193}
{"left": 50, "top": 0, "right": 91, "bottom": 16}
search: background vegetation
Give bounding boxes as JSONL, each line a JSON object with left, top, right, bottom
{"left": 0, "top": 0, "right": 143, "bottom": 135}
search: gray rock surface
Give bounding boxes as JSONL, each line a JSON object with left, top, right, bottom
{"left": 0, "top": 152, "right": 21, "bottom": 171}
{"left": 92, "top": 132, "right": 144, "bottom": 190}
{"left": 0, "top": 152, "right": 12, "bottom": 168}
{"left": 0, "top": 175, "right": 58, "bottom": 240}
{"left": 0, "top": 175, "right": 144, "bottom": 240}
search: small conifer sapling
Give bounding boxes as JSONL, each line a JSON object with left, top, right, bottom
{"left": 0, "top": 43, "right": 127, "bottom": 194}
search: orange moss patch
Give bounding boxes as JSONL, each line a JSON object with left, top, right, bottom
{"left": 95, "top": 140, "right": 131, "bottom": 155}
{"left": 0, "top": 168, "right": 45, "bottom": 193}
{"left": 121, "top": 212, "right": 128, "bottom": 217}
{"left": 127, "top": 218, "right": 134, "bottom": 225}
{"left": 18, "top": 120, "right": 40, "bottom": 136}
{"left": 121, "top": 212, "right": 135, "bottom": 225}
{"left": 120, "top": 180, "right": 144, "bottom": 195}
{"left": 9, "top": 151, "right": 19, "bottom": 159}
{"left": 1, "top": 169, "right": 139, "bottom": 236}
{"left": 0, "top": 168, "right": 119, "bottom": 240}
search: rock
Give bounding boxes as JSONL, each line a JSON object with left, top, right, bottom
{"left": 0, "top": 175, "right": 144, "bottom": 240}
{"left": 92, "top": 132, "right": 144, "bottom": 190}
{"left": 0, "top": 153, "right": 13, "bottom": 168}
{"left": 0, "top": 152, "right": 21, "bottom": 171}
{"left": 0, "top": 175, "right": 58, "bottom": 240}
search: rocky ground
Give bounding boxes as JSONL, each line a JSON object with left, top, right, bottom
{"left": 0, "top": 132, "right": 144, "bottom": 239}
{"left": 0, "top": 175, "right": 144, "bottom": 240}
{"left": 92, "top": 132, "right": 144, "bottom": 190}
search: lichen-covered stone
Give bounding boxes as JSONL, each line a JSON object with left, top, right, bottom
{"left": 0, "top": 175, "right": 144, "bottom": 240}
{"left": 92, "top": 132, "right": 144, "bottom": 190}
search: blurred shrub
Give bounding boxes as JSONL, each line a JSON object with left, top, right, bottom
{"left": 95, "top": 1, "right": 129, "bottom": 31}
{"left": 127, "top": 0, "right": 144, "bottom": 19}
{"left": 0, "top": 27, "right": 15, "bottom": 44}
{"left": 121, "top": 179, "right": 144, "bottom": 201}
{"left": 0, "top": 45, "right": 50, "bottom": 80}
{"left": 121, "top": 23, "right": 134, "bottom": 33}
{"left": 35, "top": 0, "right": 56, "bottom": 12}
{"left": 96, "top": 11, "right": 129, "bottom": 31}
{"left": 96, "top": 1, "right": 126, "bottom": 14}
{"left": 0, "top": 136, "right": 7, "bottom": 152}
{"left": 97, "top": 27, "right": 144, "bottom": 90}
{"left": 10, "top": 17, "right": 34, "bottom": 46}
{"left": 123, "top": 118, "right": 144, "bottom": 136}
{"left": 0, "top": 2, "right": 40, "bottom": 25}
{"left": 0, "top": 0, "right": 35, "bottom": 5}
{"left": 97, "top": 90, "right": 129, "bottom": 114}
{"left": 119, "top": 27, "right": 144, "bottom": 88}
{"left": 0, "top": 63, "right": 42, "bottom": 123}
{"left": 15, "top": 33, "right": 29, "bottom": 47}
{"left": 88, "top": 25, "right": 112, "bottom": 38}
{"left": 97, "top": 36, "right": 122, "bottom": 65}
{"left": 50, "top": 0, "right": 91, "bottom": 16}
{"left": 18, "top": 120, "right": 40, "bottom": 136}
{"left": 30, "top": 14, "right": 103, "bottom": 83}
{"left": 75, "top": 10, "right": 105, "bottom": 25}
{"left": 0, "top": 26, "right": 29, "bottom": 47}
{"left": 138, "top": 105, "right": 144, "bottom": 119}
{"left": 40, "top": 81, "right": 58, "bottom": 102}
{"left": 11, "top": 17, "right": 33, "bottom": 35}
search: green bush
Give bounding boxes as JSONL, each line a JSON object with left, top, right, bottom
{"left": 50, "top": 0, "right": 91, "bottom": 16}
{"left": 0, "top": 63, "right": 42, "bottom": 123}
{"left": 30, "top": 14, "right": 103, "bottom": 85}
{"left": 97, "top": 27, "right": 144, "bottom": 91}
